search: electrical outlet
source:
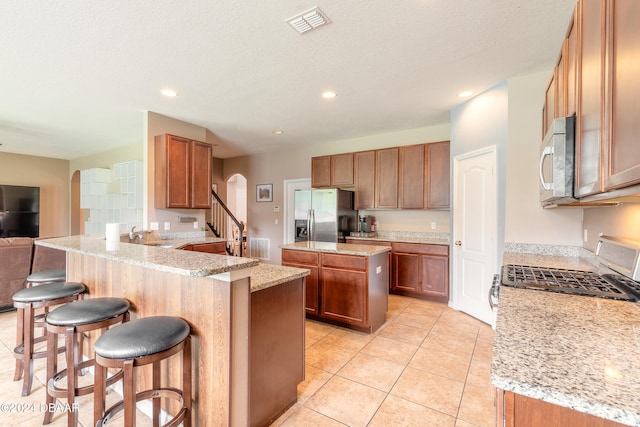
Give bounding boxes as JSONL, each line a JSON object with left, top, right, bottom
{"left": 583, "top": 229, "right": 588, "bottom": 242}
{"left": 150, "top": 222, "right": 159, "bottom": 231}
{"left": 193, "top": 221, "right": 199, "bottom": 229}
{"left": 431, "top": 221, "right": 437, "bottom": 230}
{"left": 164, "top": 222, "right": 171, "bottom": 231}
{"left": 275, "top": 218, "right": 279, "bottom": 225}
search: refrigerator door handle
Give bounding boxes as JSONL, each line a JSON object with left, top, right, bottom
{"left": 307, "top": 209, "right": 313, "bottom": 241}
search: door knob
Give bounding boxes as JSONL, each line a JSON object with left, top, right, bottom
{"left": 454, "top": 240, "right": 462, "bottom": 246}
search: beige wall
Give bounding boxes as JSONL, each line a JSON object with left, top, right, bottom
{"left": 145, "top": 111, "right": 212, "bottom": 233}
{"left": 582, "top": 204, "right": 640, "bottom": 251}
{"left": 505, "top": 70, "right": 584, "bottom": 247}
{"left": 0, "top": 152, "right": 70, "bottom": 237}
{"left": 223, "top": 124, "right": 452, "bottom": 265}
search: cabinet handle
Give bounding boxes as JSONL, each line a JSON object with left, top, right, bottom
{"left": 454, "top": 240, "right": 462, "bottom": 246}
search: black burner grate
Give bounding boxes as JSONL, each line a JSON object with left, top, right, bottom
{"left": 501, "top": 264, "right": 639, "bottom": 301}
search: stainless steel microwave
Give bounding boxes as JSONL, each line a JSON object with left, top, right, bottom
{"left": 539, "top": 115, "right": 576, "bottom": 207}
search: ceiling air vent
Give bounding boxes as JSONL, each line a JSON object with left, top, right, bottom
{"left": 285, "top": 7, "right": 330, "bottom": 34}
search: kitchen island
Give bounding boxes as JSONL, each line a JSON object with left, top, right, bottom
{"left": 281, "top": 241, "right": 390, "bottom": 333}
{"left": 492, "top": 251, "right": 640, "bottom": 426}
{"left": 38, "top": 236, "right": 309, "bottom": 427}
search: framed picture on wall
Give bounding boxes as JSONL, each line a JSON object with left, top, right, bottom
{"left": 256, "top": 184, "right": 273, "bottom": 202}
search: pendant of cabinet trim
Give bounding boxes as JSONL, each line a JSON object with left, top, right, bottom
{"left": 155, "top": 134, "right": 212, "bottom": 209}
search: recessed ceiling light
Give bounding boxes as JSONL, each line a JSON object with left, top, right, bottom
{"left": 322, "top": 91, "right": 337, "bottom": 99}
{"left": 272, "top": 130, "right": 284, "bottom": 135}
{"left": 458, "top": 91, "right": 474, "bottom": 98}
{"left": 161, "top": 89, "right": 178, "bottom": 97}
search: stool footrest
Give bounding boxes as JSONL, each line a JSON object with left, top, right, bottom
{"left": 99, "top": 388, "right": 187, "bottom": 427}
{"left": 47, "top": 361, "right": 124, "bottom": 398}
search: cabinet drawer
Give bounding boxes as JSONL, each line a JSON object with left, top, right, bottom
{"left": 282, "top": 249, "right": 319, "bottom": 266}
{"left": 345, "top": 239, "right": 392, "bottom": 247}
{"left": 321, "top": 253, "right": 366, "bottom": 271}
{"left": 392, "top": 243, "right": 448, "bottom": 256}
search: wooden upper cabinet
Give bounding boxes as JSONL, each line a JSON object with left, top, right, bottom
{"left": 354, "top": 150, "right": 376, "bottom": 210}
{"left": 375, "top": 147, "right": 399, "bottom": 209}
{"left": 191, "top": 141, "right": 213, "bottom": 208}
{"left": 330, "top": 153, "right": 354, "bottom": 187}
{"left": 426, "top": 141, "right": 450, "bottom": 209}
{"left": 543, "top": 71, "right": 557, "bottom": 136}
{"left": 399, "top": 144, "right": 425, "bottom": 209}
{"left": 566, "top": 10, "right": 578, "bottom": 116}
{"left": 575, "top": 0, "right": 606, "bottom": 197}
{"left": 604, "top": 0, "right": 640, "bottom": 190}
{"left": 155, "top": 134, "right": 212, "bottom": 209}
{"left": 312, "top": 154, "right": 354, "bottom": 188}
{"left": 311, "top": 156, "right": 331, "bottom": 188}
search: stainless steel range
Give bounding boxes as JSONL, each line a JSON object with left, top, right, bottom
{"left": 497, "top": 236, "right": 640, "bottom": 302}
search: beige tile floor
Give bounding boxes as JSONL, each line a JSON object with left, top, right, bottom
{"left": 0, "top": 294, "right": 495, "bottom": 426}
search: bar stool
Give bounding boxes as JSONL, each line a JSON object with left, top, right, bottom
{"left": 12, "top": 282, "right": 87, "bottom": 396}
{"left": 43, "top": 297, "right": 131, "bottom": 426}
{"left": 25, "top": 268, "right": 66, "bottom": 287}
{"left": 93, "top": 316, "right": 192, "bottom": 427}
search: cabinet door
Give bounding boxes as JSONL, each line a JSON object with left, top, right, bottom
{"left": 166, "top": 135, "right": 191, "bottom": 208}
{"left": 392, "top": 252, "right": 420, "bottom": 292}
{"left": 566, "top": 10, "right": 578, "bottom": 116}
{"left": 420, "top": 255, "right": 449, "bottom": 299}
{"left": 191, "top": 141, "right": 212, "bottom": 209}
{"left": 375, "top": 148, "right": 399, "bottom": 209}
{"left": 543, "top": 72, "right": 557, "bottom": 136}
{"left": 320, "top": 267, "right": 367, "bottom": 327}
{"left": 575, "top": 0, "right": 606, "bottom": 197}
{"left": 330, "top": 153, "right": 354, "bottom": 187}
{"left": 425, "top": 141, "right": 450, "bottom": 209}
{"left": 282, "top": 249, "right": 320, "bottom": 315}
{"left": 604, "top": 0, "right": 640, "bottom": 190}
{"left": 399, "top": 144, "right": 425, "bottom": 209}
{"left": 311, "top": 156, "right": 331, "bottom": 188}
{"left": 354, "top": 151, "right": 376, "bottom": 209}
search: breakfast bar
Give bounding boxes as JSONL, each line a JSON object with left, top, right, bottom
{"left": 37, "top": 236, "right": 309, "bottom": 427}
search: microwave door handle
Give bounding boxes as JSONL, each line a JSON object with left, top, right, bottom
{"left": 539, "top": 146, "right": 554, "bottom": 191}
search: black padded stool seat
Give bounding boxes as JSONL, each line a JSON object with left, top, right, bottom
{"left": 25, "top": 268, "right": 66, "bottom": 286}
{"left": 12, "top": 282, "right": 87, "bottom": 396}
{"left": 13, "top": 282, "right": 86, "bottom": 303}
{"left": 44, "top": 297, "right": 130, "bottom": 427}
{"left": 94, "top": 316, "right": 192, "bottom": 427}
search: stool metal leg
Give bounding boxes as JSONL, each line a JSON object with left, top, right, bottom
{"left": 124, "top": 359, "right": 136, "bottom": 427}
{"left": 183, "top": 335, "right": 192, "bottom": 427}
{"left": 13, "top": 307, "right": 24, "bottom": 381}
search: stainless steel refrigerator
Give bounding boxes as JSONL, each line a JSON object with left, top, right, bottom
{"left": 294, "top": 189, "right": 357, "bottom": 243}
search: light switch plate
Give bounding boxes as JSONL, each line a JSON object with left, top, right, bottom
{"left": 193, "top": 221, "right": 199, "bottom": 229}
{"left": 164, "top": 222, "right": 171, "bottom": 231}
{"left": 150, "top": 222, "right": 159, "bottom": 231}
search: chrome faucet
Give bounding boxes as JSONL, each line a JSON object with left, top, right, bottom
{"left": 129, "top": 226, "right": 144, "bottom": 244}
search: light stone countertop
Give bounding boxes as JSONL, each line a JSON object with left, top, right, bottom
{"left": 280, "top": 241, "right": 391, "bottom": 256}
{"left": 37, "top": 235, "right": 258, "bottom": 277}
{"left": 345, "top": 231, "right": 449, "bottom": 246}
{"left": 247, "top": 263, "right": 310, "bottom": 293}
{"left": 493, "top": 248, "right": 640, "bottom": 426}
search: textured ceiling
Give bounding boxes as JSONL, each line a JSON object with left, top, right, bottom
{"left": 0, "top": 0, "right": 576, "bottom": 160}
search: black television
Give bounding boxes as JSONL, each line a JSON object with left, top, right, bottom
{"left": 0, "top": 185, "right": 40, "bottom": 238}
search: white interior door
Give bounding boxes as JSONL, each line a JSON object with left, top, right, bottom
{"left": 452, "top": 146, "right": 498, "bottom": 326}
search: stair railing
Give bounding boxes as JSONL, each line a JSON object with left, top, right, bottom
{"left": 207, "top": 189, "right": 245, "bottom": 257}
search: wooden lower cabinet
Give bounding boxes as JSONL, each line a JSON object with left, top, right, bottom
{"left": 180, "top": 241, "right": 227, "bottom": 255}
{"left": 391, "top": 242, "right": 449, "bottom": 302}
{"left": 281, "top": 249, "right": 320, "bottom": 315}
{"left": 282, "top": 249, "right": 388, "bottom": 333}
{"left": 497, "top": 389, "right": 626, "bottom": 427}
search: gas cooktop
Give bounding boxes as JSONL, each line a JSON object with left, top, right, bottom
{"left": 501, "top": 264, "right": 640, "bottom": 301}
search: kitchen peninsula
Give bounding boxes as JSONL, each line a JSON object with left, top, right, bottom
{"left": 37, "top": 236, "right": 310, "bottom": 427}
{"left": 281, "top": 241, "right": 390, "bottom": 333}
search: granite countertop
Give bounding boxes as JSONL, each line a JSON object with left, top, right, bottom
{"left": 345, "top": 231, "right": 449, "bottom": 246}
{"left": 493, "top": 247, "right": 640, "bottom": 425}
{"left": 37, "top": 235, "right": 258, "bottom": 277}
{"left": 247, "top": 263, "right": 310, "bottom": 293}
{"left": 280, "top": 241, "right": 391, "bottom": 256}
